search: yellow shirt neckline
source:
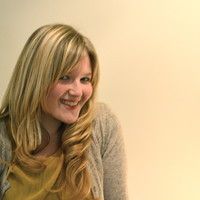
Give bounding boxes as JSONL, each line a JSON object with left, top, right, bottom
{"left": 4, "top": 151, "right": 64, "bottom": 200}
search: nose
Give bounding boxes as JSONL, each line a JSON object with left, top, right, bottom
{"left": 68, "top": 81, "right": 82, "bottom": 97}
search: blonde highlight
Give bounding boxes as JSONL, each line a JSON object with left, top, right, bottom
{"left": 0, "top": 24, "right": 99, "bottom": 199}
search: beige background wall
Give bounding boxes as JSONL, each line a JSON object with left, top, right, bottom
{"left": 1, "top": 0, "right": 200, "bottom": 199}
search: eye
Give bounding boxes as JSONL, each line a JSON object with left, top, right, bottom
{"left": 81, "top": 77, "right": 91, "bottom": 83}
{"left": 59, "top": 75, "right": 70, "bottom": 81}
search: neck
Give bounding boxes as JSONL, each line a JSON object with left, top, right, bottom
{"left": 40, "top": 112, "right": 61, "bottom": 136}
{"left": 34, "top": 112, "right": 63, "bottom": 157}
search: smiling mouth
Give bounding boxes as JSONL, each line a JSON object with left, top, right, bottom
{"left": 61, "top": 99, "right": 79, "bottom": 107}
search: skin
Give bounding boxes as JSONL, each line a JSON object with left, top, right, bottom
{"left": 38, "top": 52, "right": 93, "bottom": 156}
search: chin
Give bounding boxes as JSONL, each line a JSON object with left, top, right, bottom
{"left": 62, "top": 117, "right": 79, "bottom": 125}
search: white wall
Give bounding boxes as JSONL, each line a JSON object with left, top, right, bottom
{"left": 1, "top": 0, "right": 200, "bottom": 199}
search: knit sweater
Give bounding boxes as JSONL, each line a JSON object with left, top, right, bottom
{"left": 0, "top": 103, "right": 128, "bottom": 200}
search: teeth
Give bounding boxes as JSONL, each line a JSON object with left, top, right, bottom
{"left": 62, "top": 100, "right": 78, "bottom": 106}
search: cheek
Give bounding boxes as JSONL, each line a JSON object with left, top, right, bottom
{"left": 45, "top": 85, "right": 63, "bottom": 107}
{"left": 48, "top": 85, "right": 64, "bottom": 100}
{"left": 84, "top": 85, "right": 93, "bottom": 101}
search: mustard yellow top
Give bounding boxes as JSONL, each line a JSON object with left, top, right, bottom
{"left": 4, "top": 150, "right": 65, "bottom": 200}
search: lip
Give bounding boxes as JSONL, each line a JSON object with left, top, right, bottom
{"left": 63, "top": 104, "right": 79, "bottom": 110}
{"left": 60, "top": 99, "right": 80, "bottom": 110}
{"left": 61, "top": 99, "right": 79, "bottom": 104}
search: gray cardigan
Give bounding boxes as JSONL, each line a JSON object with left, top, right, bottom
{"left": 0, "top": 103, "right": 128, "bottom": 200}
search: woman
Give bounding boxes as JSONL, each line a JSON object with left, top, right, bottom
{"left": 0, "top": 24, "right": 127, "bottom": 200}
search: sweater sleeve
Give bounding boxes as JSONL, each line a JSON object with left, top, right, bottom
{"left": 96, "top": 103, "right": 128, "bottom": 200}
{"left": 0, "top": 120, "right": 12, "bottom": 199}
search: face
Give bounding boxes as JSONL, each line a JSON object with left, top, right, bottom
{"left": 42, "top": 53, "right": 93, "bottom": 129}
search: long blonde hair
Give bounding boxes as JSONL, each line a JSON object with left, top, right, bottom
{"left": 0, "top": 24, "right": 99, "bottom": 199}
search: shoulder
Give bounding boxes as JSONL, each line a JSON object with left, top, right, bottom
{"left": 0, "top": 119, "right": 7, "bottom": 143}
{"left": 92, "top": 102, "right": 122, "bottom": 155}
{"left": 93, "top": 102, "right": 120, "bottom": 134}
{"left": 93, "top": 102, "right": 120, "bottom": 127}
{"left": 0, "top": 119, "right": 12, "bottom": 162}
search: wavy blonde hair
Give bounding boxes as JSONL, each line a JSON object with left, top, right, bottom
{"left": 0, "top": 24, "right": 99, "bottom": 199}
